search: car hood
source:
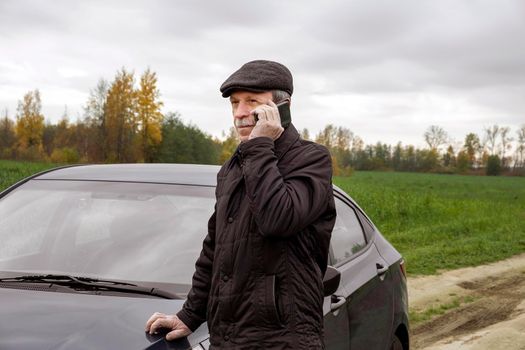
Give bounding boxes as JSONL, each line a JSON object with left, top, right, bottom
{"left": 0, "top": 287, "right": 208, "bottom": 350}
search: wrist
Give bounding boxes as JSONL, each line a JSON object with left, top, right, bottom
{"left": 176, "top": 310, "right": 200, "bottom": 332}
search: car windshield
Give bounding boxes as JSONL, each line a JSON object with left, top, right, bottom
{"left": 0, "top": 180, "right": 215, "bottom": 294}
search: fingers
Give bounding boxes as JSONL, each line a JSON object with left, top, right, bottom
{"left": 145, "top": 313, "right": 192, "bottom": 342}
{"left": 247, "top": 99, "right": 284, "bottom": 140}
{"left": 252, "top": 102, "right": 280, "bottom": 124}
{"left": 267, "top": 101, "right": 281, "bottom": 125}
{"left": 251, "top": 106, "right": 267, "bottom": 122}
{"left": 149, "top": 317, "right": 173, "bottom": 334}
{"left": 166, "top": 327, "right": 191, "bottom": 341}
{"left": 145, "top": 312, "right": 164, "bottom": 332}
{"left": 145, "top": 312, "right": 175, "bottom": 334}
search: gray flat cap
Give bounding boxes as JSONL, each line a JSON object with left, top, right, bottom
{"left": 220, "top": 60, "right": 293, "bottom": 97}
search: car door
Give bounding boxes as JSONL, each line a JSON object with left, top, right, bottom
{"left": 324, "top": 194, "right": 394, "bottom": 350}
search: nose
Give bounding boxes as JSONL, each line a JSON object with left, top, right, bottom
{"left": 233, "top": 102, "right": 251, "bottom": 120}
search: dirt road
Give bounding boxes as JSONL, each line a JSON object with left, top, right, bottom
{"left": 409, "top": 253, "right": 525, "bottom": 350}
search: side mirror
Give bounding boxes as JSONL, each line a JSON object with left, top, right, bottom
{"left": 323, "top": 266, "right": 341, "bottom": 297}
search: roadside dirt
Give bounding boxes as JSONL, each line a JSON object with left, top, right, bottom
{"left": 409, "top": 253, "right": 525, "bottom": 350}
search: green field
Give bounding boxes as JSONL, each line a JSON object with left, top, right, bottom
{"left": 0, "top": 160, "right": 59, "bottom": 190}
{"left": 334, "top": 172, "right": 525, "bottom": 275}
{"left": 1, "top": 160, "right": 524, "bottom": 275}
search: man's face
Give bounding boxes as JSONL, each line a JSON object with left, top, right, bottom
{"left": 229, "top": 90, "right": 273, "bottom": 142}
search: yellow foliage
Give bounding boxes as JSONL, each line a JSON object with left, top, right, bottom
{"left": 219, "top": 127, "right": 239, "bottom": 164}
{"left": 137, "top": 68, "right": 164, "bottom": 162}
{"left": 15, "top": 90, "right": 45, "bottom": 151}
{"left": 50, "top": 147, "right": 80, "bottom": 163}
{"left": 331, "top": 155, "right": 341, "bottom": 176}
{"left": 104, "top": 68, "right": 137, "bottom": 162}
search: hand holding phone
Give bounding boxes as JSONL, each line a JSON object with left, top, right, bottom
{"left": 253, "top": 100, "right": 291, "bottom": 128}
{"left": 248, "top": 100, "right": 288, "bottom": 141}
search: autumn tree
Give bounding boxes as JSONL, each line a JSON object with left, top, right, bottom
{"left": 514, "top": 125, "right": 525, "bottom": 170}
{"left": 42, "top": 120, "right": 57, "bottom": 156}
{"left": 54, "top": 108, "right": 74, "bottom": 149}
{"left": 463, "top": 133, "right": 481, "bottom": 168}
{"left": 84, "top": 79, "right": 109, "bottom": 125}
{"left": 424, "top": 125, "right": 448, "bottom": 151}
{"left": 300, "top": 128, "right": 310, "bottom": 140}
{"left": 456, "top": 150, "right": 470, "bottom": 174}
{"left": 315, "top": 124, "right": 336, "bottom": 149}
{"left": 392, "top": 142, "right": 403, "bottom": 171}
{"left": 136, "top": 69, "right": 163, "bottom": 162}
{"left": 351, "top": 136, "right": 364, "bottom": 159}
{"left": 219, "top": 127, "right": 238, "bottom": 164}
{"left": 486, "top": 155, "right": 501, "bottom": 175}
{"left": 15, "top": 89, "right": 45, "bottom": 160}
{"left": 315, "top": 124, "right": 355, "bottom": 173}
{"left": 49, "top": 108, "right": 79, "bottom": 163}
{"left": 416, "top": 148, "right": 440, "bottom": 172}
{"left": 104, "top": 68, "right": 137, "bottom": 162}
{"left": 443, "top": 145, "right": 456, "bottom": 168}
{"left": 483, "top": 125, "right": 500, "bottom": 155}
{"left": 404, "top": 145, "right": 417, "bottom": 171}
{"left": 499, "top": 126, "right": 513, "bottom": 167}
{"left": 0, "top": 110, "right": 16, "bottom": 158}
{"left": 335, "top": 127, "right": 353, "bottom": 151}
{"left": 83, "top": 78, "right": 109, "bottom": 162}
{"left": 371, "top": 142, "right": 391, "bottom": 169}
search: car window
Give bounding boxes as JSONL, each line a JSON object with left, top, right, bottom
{"left": 331, "top": 197, "right": 367, "bottom": 265}
{"left": 0, "top": 189, "right": 58, "bottom": 259}
{"left": 356, "top": 210, "right": 375, "bottom": 241}
{"left": 0, "top": 180, "right": 215, "bottom": 291}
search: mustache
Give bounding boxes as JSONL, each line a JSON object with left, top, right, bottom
{"left": 234, "top": 118, "right": 256, "bottom": 128}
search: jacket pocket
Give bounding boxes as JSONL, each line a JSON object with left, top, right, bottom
{"left": 262, "top": 275, "right": 285, "bottom": 327}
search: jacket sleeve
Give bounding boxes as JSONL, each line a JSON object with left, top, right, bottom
{"left": 176, "top": 209, "right": 216, "bottom": 331}
{"left": 238, "top": 137, "right": 333, "bottom": 238}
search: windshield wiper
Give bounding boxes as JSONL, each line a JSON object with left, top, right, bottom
{"left": 0, "top": 274, "right": 180, "bottom": 299}
{"left": 0, "top": 274, "right": 138, "bottom": 285}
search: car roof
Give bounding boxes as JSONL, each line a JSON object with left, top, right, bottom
{"left": 34, "top": 164, "right": 222, "bottom": 187}
{"left": 34, "top": 163, "right": 351, "bottom": 201}
{"left": 21, "top": 162, "right": 378, "bottom": 241}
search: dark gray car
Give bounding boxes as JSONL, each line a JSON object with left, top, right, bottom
{"left": 0, "top": 164, "right": 409, "bottom": 349}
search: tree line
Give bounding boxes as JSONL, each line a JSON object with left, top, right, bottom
{"left": 1, "top": 68, "right": 524, "bottom": 176}
{"left": 0, "top": 68, "right": 220, "bottom": 165}
{"left": 312, "top": 124, "right": 525, "bottom": 176}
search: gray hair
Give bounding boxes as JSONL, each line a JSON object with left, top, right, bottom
{"left": 272, "top": 90, "right": 291, "bottom": 103}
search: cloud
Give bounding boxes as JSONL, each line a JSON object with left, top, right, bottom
{"left": 0, "top": 0, "right": 523, "bottom": 147}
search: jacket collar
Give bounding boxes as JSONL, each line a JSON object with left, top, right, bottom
{"left": 274, "top": 123, "right": 300, "bottom": 160}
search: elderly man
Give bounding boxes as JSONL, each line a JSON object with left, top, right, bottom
{"left": 146, "top": 60, "right": 336, "bottom": 349}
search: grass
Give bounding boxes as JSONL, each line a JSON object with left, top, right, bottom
{"left": 409, "top": 295, "right": 477, "bottom": 325}
{"left": 0, "top": 160, "right": 59, "bottom": 191}
{"left": 2, "top": 160, "right": 524, "bottom": 276}
{"left": 334, "top": 171, "right": 525, "bottom": 275}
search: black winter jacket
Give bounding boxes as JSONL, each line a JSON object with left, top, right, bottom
{"left": 177, "top": 124, "right": 336, "bottom": 349}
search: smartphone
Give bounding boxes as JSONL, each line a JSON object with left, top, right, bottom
{"left": 253, "top": 100, "right": 291, "bottom": 128}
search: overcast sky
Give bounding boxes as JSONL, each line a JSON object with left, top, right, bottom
{"left": 1, "top": 0, "right": 524, "bottom": 147}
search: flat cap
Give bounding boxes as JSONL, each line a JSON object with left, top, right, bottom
{"left": 220, "top": 60, "right": 293, "bottom": 97}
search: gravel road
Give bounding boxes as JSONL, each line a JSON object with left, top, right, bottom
{"left": 409, "top": 253, "right": 525, "bottom": 350}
